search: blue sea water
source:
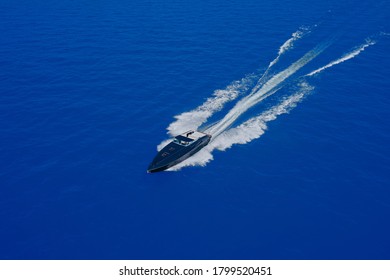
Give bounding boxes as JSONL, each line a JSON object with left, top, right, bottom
{"left": 0, "top": 0, "right": 389, "bottom": 259}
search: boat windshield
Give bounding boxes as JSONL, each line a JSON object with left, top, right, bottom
{"left": 173, "top": 136, "right": 194, "bottom": 146}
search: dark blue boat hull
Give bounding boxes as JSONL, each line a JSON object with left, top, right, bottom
{"left": 147, "top": 135, "right": 211, "bottom": 173}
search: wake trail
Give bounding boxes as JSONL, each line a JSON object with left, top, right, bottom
{"left": 169, "top": 81, "right": 314, "bottom": 171}
{"left": 206, "top": 42, "right": 328, "bottom": 138}
{"left": 164, "top": 27, "right": 310, "bottom": 139}
{"left": 209, "top": 38, "right": 378, "bottom": 156}
{"left": 211, "top": 82, "right": 314, "bottom": 151}
{"left": 166, "top": 37, "right": 378, "bottom": 171}
{"left": 306, "top": 39, "right": 376, "bottom": 76}
{"left": 166, "top": 74, "right": 256, "bottom": 137}
{"left": 251, "top": 27, "right": 310, "bottom": 94}
{"left": 271, "top": 28, "right": 310, "bottom": 68}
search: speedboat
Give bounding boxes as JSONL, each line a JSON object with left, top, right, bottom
{"left": 147, "top": 130, "right": 211, "bottom": 173}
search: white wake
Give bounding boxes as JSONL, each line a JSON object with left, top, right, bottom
{"left": 271, "top": 27, "right": 310, "bottom": 68}
{"left": 165, "top": 27, "right": 310, "bottom": 139}
{"left": 306, "top": 39, "right": 376, "bottom": 76}
{"left": 166, "top": 74, "right": 256, "bottom": 137}
{"left": 251, "top": 27, "right": 311, "bottom": 94}
{"left": 206, "top": 43, "right": 327, "bottom": 137}
{"left": 169, "top": 82, "right": 314, "bottom": 170}
{"left": 211, "top": 82, "right": 313, "bottom": 150}
{"left": 160, "top": 35, "right": 376, "bottom": 171}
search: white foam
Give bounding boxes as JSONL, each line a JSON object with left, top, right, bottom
{"left": 270, "top": 27, "right": 310, "bottom": 68}
{"left": 168, "top": 82, "right": 314, "bottom": 170}
{"left": 166, "top": 74, "right": 256, "bottom": 137}
{"left": 212, "top": 82, "right": 313, "bottom": 151}
{"left": 165, "top": 27, "right": 311, "bottom": 141}
{"left": 306, "top": 39, "right": 376, "bottom": 76}
{"left": 251, "top": 27, "right": 310, "bottom": 94}
{"left": 157, "top": 30, "right": 381, "bottom": 172}
{"left": 160, "top": 42, "right": 328, "bottom": 171}
{"left": 206, "top": 43, "right": 326, "bottom": 137}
